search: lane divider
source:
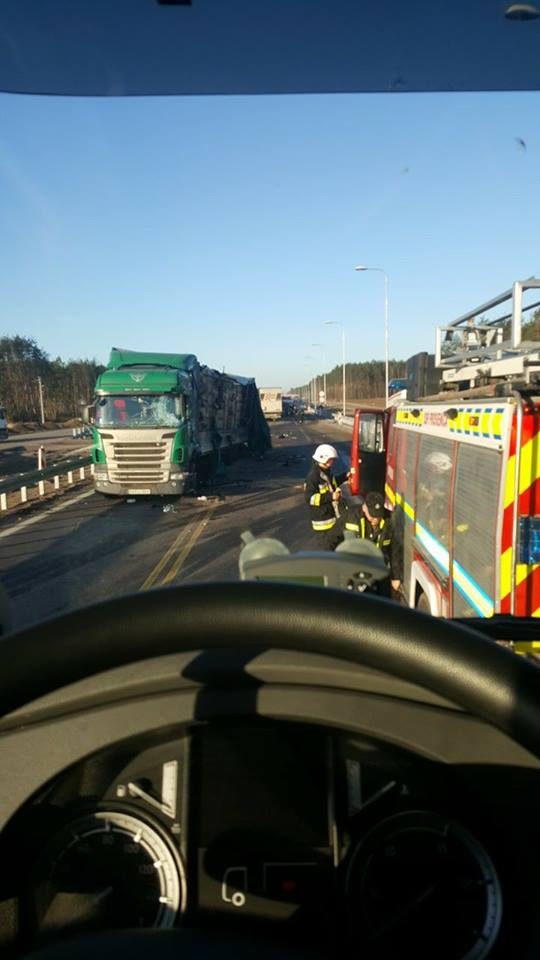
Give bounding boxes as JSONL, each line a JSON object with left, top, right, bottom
{"left": 139, "top": 503, "right": 216, "bottom": 591}
{"left": 162, "top": 507, "right": 215, "bottom": 585}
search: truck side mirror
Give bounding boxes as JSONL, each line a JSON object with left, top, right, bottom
{"left": 80, "top": 403, "right": 93, "bottom": 424}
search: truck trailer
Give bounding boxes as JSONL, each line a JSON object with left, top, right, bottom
{"left": 259, "top": 387, "right": 283, "bottom": 421}
{"left": 91, "top": 349, "right": 270, "bottom": 496}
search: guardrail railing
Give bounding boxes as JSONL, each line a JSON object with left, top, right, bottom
{"left": 0, "top": 455, "right": 93, "bottom": 512}
{"left": 332, "top": 413, "right": 355, "bottom": 429}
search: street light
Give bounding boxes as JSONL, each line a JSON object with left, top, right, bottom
{"left": 324, "top": 322, "right": 346, "bottom": 416}
{"left": 355, "top": 265, "right": 390, "bottom": 406}
{"left": 35, "top": 377, "right": 45, "bottom": 425}
{"left": 311, "top": 343, "right": 327, "bottom": 405}
{"left": 304, "top": 357, "right": 315, "bottom": 406}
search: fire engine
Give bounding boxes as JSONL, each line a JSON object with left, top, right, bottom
{"left": 349, "top": 278, "right": 540, "bottom": 620}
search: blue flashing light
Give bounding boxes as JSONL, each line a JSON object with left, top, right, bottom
{"left": 518, "top": 517, "right": 540, "bottom": 565}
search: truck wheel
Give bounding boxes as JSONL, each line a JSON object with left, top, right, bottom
{"left": 416, "top": 591, "right": 432, "bottom": 614}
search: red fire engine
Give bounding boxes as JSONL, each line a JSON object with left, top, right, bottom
{"left": 349, "top": 279, "right": 540, "bottom": 620}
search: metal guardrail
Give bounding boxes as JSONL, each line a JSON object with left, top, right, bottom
{"left": 0, "top": 455, "right": 93, "bottom": 511}
{"left": 333, "top": 413, "right": 355, "bottom": 429}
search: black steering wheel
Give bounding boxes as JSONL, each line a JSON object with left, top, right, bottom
{"left": 4, "top": 582, "right": 540, "bottom": 959}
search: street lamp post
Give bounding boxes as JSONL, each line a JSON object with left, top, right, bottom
{"left": 311, "top": 343, "right": 327, "bottom": 405}
{"left": 355, "top": 265, "right": 390, "bottom": 406}
{"left": 324, "top": 322, "right": 346, "bottom": 416}
{"left": 35, "top": 377, "right": 45, "bottom": 425}
{"left": 304, "top": 357, "right": 315, "bottom": 406}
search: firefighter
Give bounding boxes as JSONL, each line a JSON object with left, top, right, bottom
{"left": 304, "top": 444, "right": 347, "bottom": 551}
{"left": 344, "top": 491, "right": 401, "bottom": 592}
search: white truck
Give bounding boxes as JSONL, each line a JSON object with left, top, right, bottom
{"left": 259, "top": 387, "right": 283, "bottom": 421}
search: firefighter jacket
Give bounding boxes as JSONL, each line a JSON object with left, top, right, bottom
{"left": 304, "top": 462, "right": 345, "bottom": 532}
{"left": 345, "top": 511, "right": 393, "bottom": 565}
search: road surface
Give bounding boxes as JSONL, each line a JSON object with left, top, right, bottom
{"left": 0, "top": 435, "right": 91, "bottom": 480}
{"left": 1, "top": 428, "right": 74, "bottom": 446}
{"left": 0, "top": 419, "right": 352, "bottom": 632}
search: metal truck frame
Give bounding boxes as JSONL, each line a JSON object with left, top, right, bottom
{"left": 435, "top": 278, "right": 540, "bottom": 388}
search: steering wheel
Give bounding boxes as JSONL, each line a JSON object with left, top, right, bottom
{"left": 5, "top": 582, "right": 540, "bottom": 959}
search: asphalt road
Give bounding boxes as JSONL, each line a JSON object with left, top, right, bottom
{"left": 0, "top": 418, "right": 352, "bottom": 632}
{"left": 1, "top": 428, "right": 74, "bottom": 446}
{"left": 0, "top": 435, "right": 91, "bottom": 480}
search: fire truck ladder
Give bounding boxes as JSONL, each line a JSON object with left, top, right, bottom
{"left": 435, "top": 278, "right": 540, "bottom": 387}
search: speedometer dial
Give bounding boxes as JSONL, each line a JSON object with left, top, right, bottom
{"left": 346, "top": 811, "right": 502, "bottom": 960}
{"left": 31, "top": 811, "right": 185, "bottom": 938}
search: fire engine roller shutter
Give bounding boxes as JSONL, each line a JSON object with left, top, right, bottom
{"left": 453, "top": 445, "right": 501, "bottom": 618}
{"left": 394, "top": 429, "right": 418, "bottom": 584}
{"left": 415, "top": 436, "right": 453, "bottom": 574}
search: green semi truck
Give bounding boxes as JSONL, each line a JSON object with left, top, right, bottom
{"left": 90, "top": 348, "right": 271, "bottom": 496}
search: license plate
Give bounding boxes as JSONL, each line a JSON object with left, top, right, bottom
{"left": 127, "top": 488, "right": 151, "bottom": 495}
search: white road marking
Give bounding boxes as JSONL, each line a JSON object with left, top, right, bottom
{"left": 0, "top": 489, "right": 96, "bottom": 541}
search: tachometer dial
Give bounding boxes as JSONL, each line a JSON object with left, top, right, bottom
{"left": 346, "top": 811, "right": 502, "bottom": 960}
{"left": 31, "top": 810, "right": 185, "bottom": 938}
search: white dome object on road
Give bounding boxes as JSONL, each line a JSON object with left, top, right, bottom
{"left": 313, "top": 444, "right": 338, "bottom": 464}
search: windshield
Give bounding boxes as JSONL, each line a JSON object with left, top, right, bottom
{"left": 95, "top": 395, "right": 184, "bottom": 429}
{"left": 0, "top": 78, "right": 539, "bottom": 633}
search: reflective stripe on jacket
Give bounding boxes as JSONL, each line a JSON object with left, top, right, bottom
{"left": 304, "top": 462, "right": 341, "bottom": 532}
{"left": 345, "top": 515, "right": 391, "bottom": 552}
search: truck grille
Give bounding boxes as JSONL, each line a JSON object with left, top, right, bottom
{"left": 108, "top": 441, "right": 169, "bottom": 483}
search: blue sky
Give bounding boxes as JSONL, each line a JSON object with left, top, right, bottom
{"left": 0, "top": 91, "right": 538, "bottom": 389}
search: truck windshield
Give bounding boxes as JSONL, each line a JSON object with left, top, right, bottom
{"left": 95, "top": 394, "right": 184, "bottom": 428}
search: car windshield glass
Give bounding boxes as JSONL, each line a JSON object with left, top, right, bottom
{"left": 0, "top": 80, "right": 539, "bottom": 632}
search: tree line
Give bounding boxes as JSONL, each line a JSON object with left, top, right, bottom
{"left": 0, "top": 336, "right": 104, "bottom": 422}
{"left": 293, "top": 359, "right": 406, "bottom": 401}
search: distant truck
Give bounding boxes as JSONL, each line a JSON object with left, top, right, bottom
{"left": 405, "top": 352, "right": 439, "bottom": 401}
{"left": 0, "top": 403, "right": 8, "bottom": 441}
{"left": 90, "top": 348, "right": 271, "bottom": 497}
{"left": 259, "top": 387, "right": 283, "bottom": 421}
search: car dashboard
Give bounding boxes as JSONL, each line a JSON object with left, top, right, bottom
{"left": 1, "top": 715, "right": 540, "bottom": 960}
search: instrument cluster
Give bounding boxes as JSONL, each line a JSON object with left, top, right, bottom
{"left": 0, "top": 722, "right": 521, "bottom": 959}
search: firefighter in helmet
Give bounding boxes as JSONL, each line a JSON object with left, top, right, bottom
{"left": 304, "top": 444, "right": 347, "bottom": 551}
{"left": 344, "top": 491, "right": 401, "bottom": 593}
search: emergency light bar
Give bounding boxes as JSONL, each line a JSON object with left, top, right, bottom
{"left": 518, "top": 517, "right": 540, "bottom": 565}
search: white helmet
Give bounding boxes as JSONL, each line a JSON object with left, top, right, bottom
{"left": 313, "top": 444, "right": 338, "bottom": 464}
{"left": 426, "top": 451, "right": 452, "bottom": 473}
